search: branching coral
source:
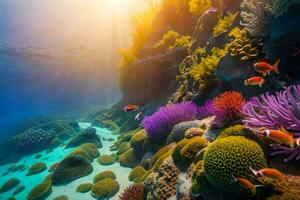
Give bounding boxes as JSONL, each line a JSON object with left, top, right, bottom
{"left": 213, "top": 12, "right": 239, "bottom": 37}
{"left": 270, "top": 144, "right": 300, "bottom": 162}
{"left": 119, "top": 183, "right": 144, "bottom": 200}
{"left": 141, "top": 101, "right": 199, "bottom": 139}
{"left": 242, "top": 85, "right": 300, "bottom": 135}
{"left": 190, "top": 47, "right": 227, "bottom": 94}
{"left": 212, "top": 91, "right": 246, "bottom": 127}
{"left": 154, "top": 30, "right": 193, "bottom": 50}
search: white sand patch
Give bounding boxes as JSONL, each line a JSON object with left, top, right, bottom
{"left": 0, "top": 122, "right": 133, "bottom": 200}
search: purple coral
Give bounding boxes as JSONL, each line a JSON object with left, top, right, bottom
{"left": 197, "top": 100, "right": 215, "bottom": 119}
{"left": 270, "top": 144, "right": 300, "bottom": 162}
{"left": 141, "top": 101, "right": 199, "bottom": 139}
{"left": 242, "top": 85, "right": 300, "bottom": 135}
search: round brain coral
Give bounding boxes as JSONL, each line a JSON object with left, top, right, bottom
{"left": 93, "top": 171, "right": 116, "bottom": 183}
{"left": 27, "top": 179, "right": 52, "bottom": 200}
{"left": 91, "top": 178, "right": 120, "bottom": 199}
{"left": 128, "top": 166, "right": 147, "bottom": 182}
{"left": 203, "top": 136, "right": 267, "bottom": 198}
{"left": 97, "top": 155, "right": 116, "bottom": 166}
{"left": 180, "top": 137, "right": 208, "bottom": 161}
{"left": 76, "top": 183, "right": 93, "bottom": 193}
{"left": 26, "top": 162, "right": 47, "bottom": 176}
{"left": 212, "top": 91, "right": 245, "bottom": 127}
{"left": 51, "top": 155, "right": 93, "bottom": 185}
{"left": 0, "top": 178, "right": 20, "bottom": 193}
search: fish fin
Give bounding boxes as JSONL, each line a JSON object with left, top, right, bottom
{"left": 295, "top": 138, "right": 300, "bottom": 146}
{"left": 273, "top": 59, "right": 280, "bottom": 74}
{"left": 250, "top": 166, "right": 259, "bottom": 176}
{"left": 252, "top": 185, "right": 264, "bottom": 195}
{"left": 231, "top": 173, "right": 238, "bottom": 182}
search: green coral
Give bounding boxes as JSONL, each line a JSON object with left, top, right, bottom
{"left": 52, "top": 195, "right": 69, "bottom": 200}
{"left": 172, "top": 138, "right": 192, "bottom": 170}
{"left": 26, "top": 162, "right": 47, "bottom": 176}
{"left": 128, "top": 166, "right": 147, "bottom": 183}
{"left": 27, "top": 179, "right": 52, "bottom": 200}
{"left": 97, "top": 155, "right": 116, "bottom": 166}
{"left": 213, "top": 12, "right": 239, "bottom": 37}
{"left": 116, "top": 142, "right": 131, "bottom": 155}
{"left": 180, "top": 137, "right": 208, "bottom": 160}
{"left": 152, "top": 145, "right": 173, "bottom": 165}
{"left": 91, "top": 178, "right": 120, "bottom": 199}
{"left": 203, "top": 136, "right": 267, "bottom": 198}
{"left": 119, "top": 148, "right": 139, "bottom": 168}
{"left": 67, "top": 143, "right": 99, "bottom": 162}
{"left": 0, "top": 178, "right": 20, "bottom": 193}
{"left": 93, "top": 171, "right": 116, "bottom": 183}
{"left": 228, "top": 27, "right": 264, "bottom": 61}
{"left": 76, "top": 183, "right": 93, "bottom": 193}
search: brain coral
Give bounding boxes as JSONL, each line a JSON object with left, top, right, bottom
{"left": 51, "top": 155, "right": 93, "bottom": 185}
{"left": 91, "top": 178, "right": 120, "bottom": 199}
{"left": 203, "top": 136, "right": 267, "bottom": 198}
{"left": 0, "top": 178, "right": 20, "bottom": 193}
{"left": 27, "top": 179, "right": 52, "bottom": 200}
{"left": 180, "top": 137, "right": 208, "bottom": 161}
{"left": 66, "top": 127, "right": 102, "bottom": 148}
{"left": 93, "top": 170, "right": 116, "bottom": 183}
{"left": 26, "top": 162, "right": 47, "bottom": 176}
{"left": 97, "top": 155, "right": 116, "bottom": 166}
{"left": 76, "top": 183, "right": 93, "bottom": 193}
{"left": 128, "top": 166, "right": 147, "bottom": 183}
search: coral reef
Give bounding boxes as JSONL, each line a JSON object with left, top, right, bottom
{"left": 119, "top": 148, "right": 140, "bottom": 168}
{"left": 213, "top": 12, "right": 239, "bottom": 37}
{"left": 185, "top": 127, "right": 205, "bottom": 139}
{"left": 129, "top": 166, "right": 147, "bottom": 183}
{"left": 13, "top": 185, "right": 25, "bottom": 195}
{"left": 0, "top": 178, "right": 20, "bottom": 194}
{"left": 51, "top": 155, "right": 93, "bottom": 185}
{"left": 97, "top": 155, "right": 116, "bottom": 165}
{"left": 26, "top": 162, "right": 47, "bottom": 176}
{"left": 142, "top": 101, "right": 199, "bottom": 139}
{"left": 27, "top": 178, "right": 52, "bottom": 200}
{"left": 212, "top": 91, "right": 246, "bottom": 127}
{"left": 167, "top": 120, "right": 202, "bottom": 143}
{"left": 204, "top": 136, "right": 267, "bottom": 198}
{"left": 66, "top": 127, "right": 102, "bottom": 148}
{"left": 119, "top": 183, "right": 144, "bottom": 200}
{"left": 76, "top": 183, "right": 93, "bottom": 193}
{"left": 93, "top": 171, "right": 116, "bottom": 183}
{"left": 243, "top": 85, "right": 300, "bottom": 134}
{"left": 144, "top": 157, "right": 180, "bottom": 200}
{"left": 91, "top": 178, "right": 120, "bottom": 199}
{"left": 52, "top": 195, "right": 69, "bottom": 200}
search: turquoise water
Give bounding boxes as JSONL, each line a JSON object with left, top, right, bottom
{"left": 0, "top": 123, "right": 131, "bottom": 200}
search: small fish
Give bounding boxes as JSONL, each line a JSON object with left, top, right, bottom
{"left": 262, "top": 127, "right": 299, "bottom": 148}
{"left": 250, "top": 167, "right": 287, "bottom": 181}
{"left": 254, "top": 59, "right": 280, "bottom": 76}
{"left": 134, "top": 112, "right": 143, "bottom": 121}
{"left": 244, "top": 77, "right": 265, "bottom": 87}
{"left": 232, "top": 174, "right": 263, "bottom": 196}
{"left": 122, "top": 104, "right": 139, "bottom": 112}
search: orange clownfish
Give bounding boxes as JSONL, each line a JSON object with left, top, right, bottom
{"left": 232, "top": 174, "right": 263, "bottom": 196}
{"left": 250, "top": 167, "right": 287, "bottom": 182}
{"left": 134, "top": 112, "right": 143, "bottom": 121}
{"left": 122, "top": 104, "right": 139, "bottom": 112}
{"left": 253, "top": 59, "right": 280, "bottom": 76}
{"left": 261, "top": 127, "right": 299, "bottom": 148}
{"left": 244, "top": 77, "right": 265, "bottom": 87}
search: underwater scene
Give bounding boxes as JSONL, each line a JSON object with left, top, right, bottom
{"left": 0, "top": 0, "right": 300, "bottom": 200}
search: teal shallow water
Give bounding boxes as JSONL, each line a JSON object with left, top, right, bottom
{"left": 0, "top": 123, "right": 131, "bottom": 200}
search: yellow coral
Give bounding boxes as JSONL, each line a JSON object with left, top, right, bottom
{"left": 213, "top": 12, "right": 239, "bottom": 37}
{"left": 189, "top": 0, "right": 213, "bottom": 16}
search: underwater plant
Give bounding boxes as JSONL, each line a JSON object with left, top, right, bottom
{"left": 212, "top": 91, "right": 246, "bottom": 127}
{"left": 242, "top": 85, "right": 300, "bottom": 134}
{"left": 213, "top": 12, "right": 239, "bottom": 37}
{"left": 271, "top": 144, "right": 300, "bottom": 162}
{"left": 197, "top": 99, "right": 215, "bottom": 119}
{"left": 141, "top": 101, "right": 199, "bottom": 139}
